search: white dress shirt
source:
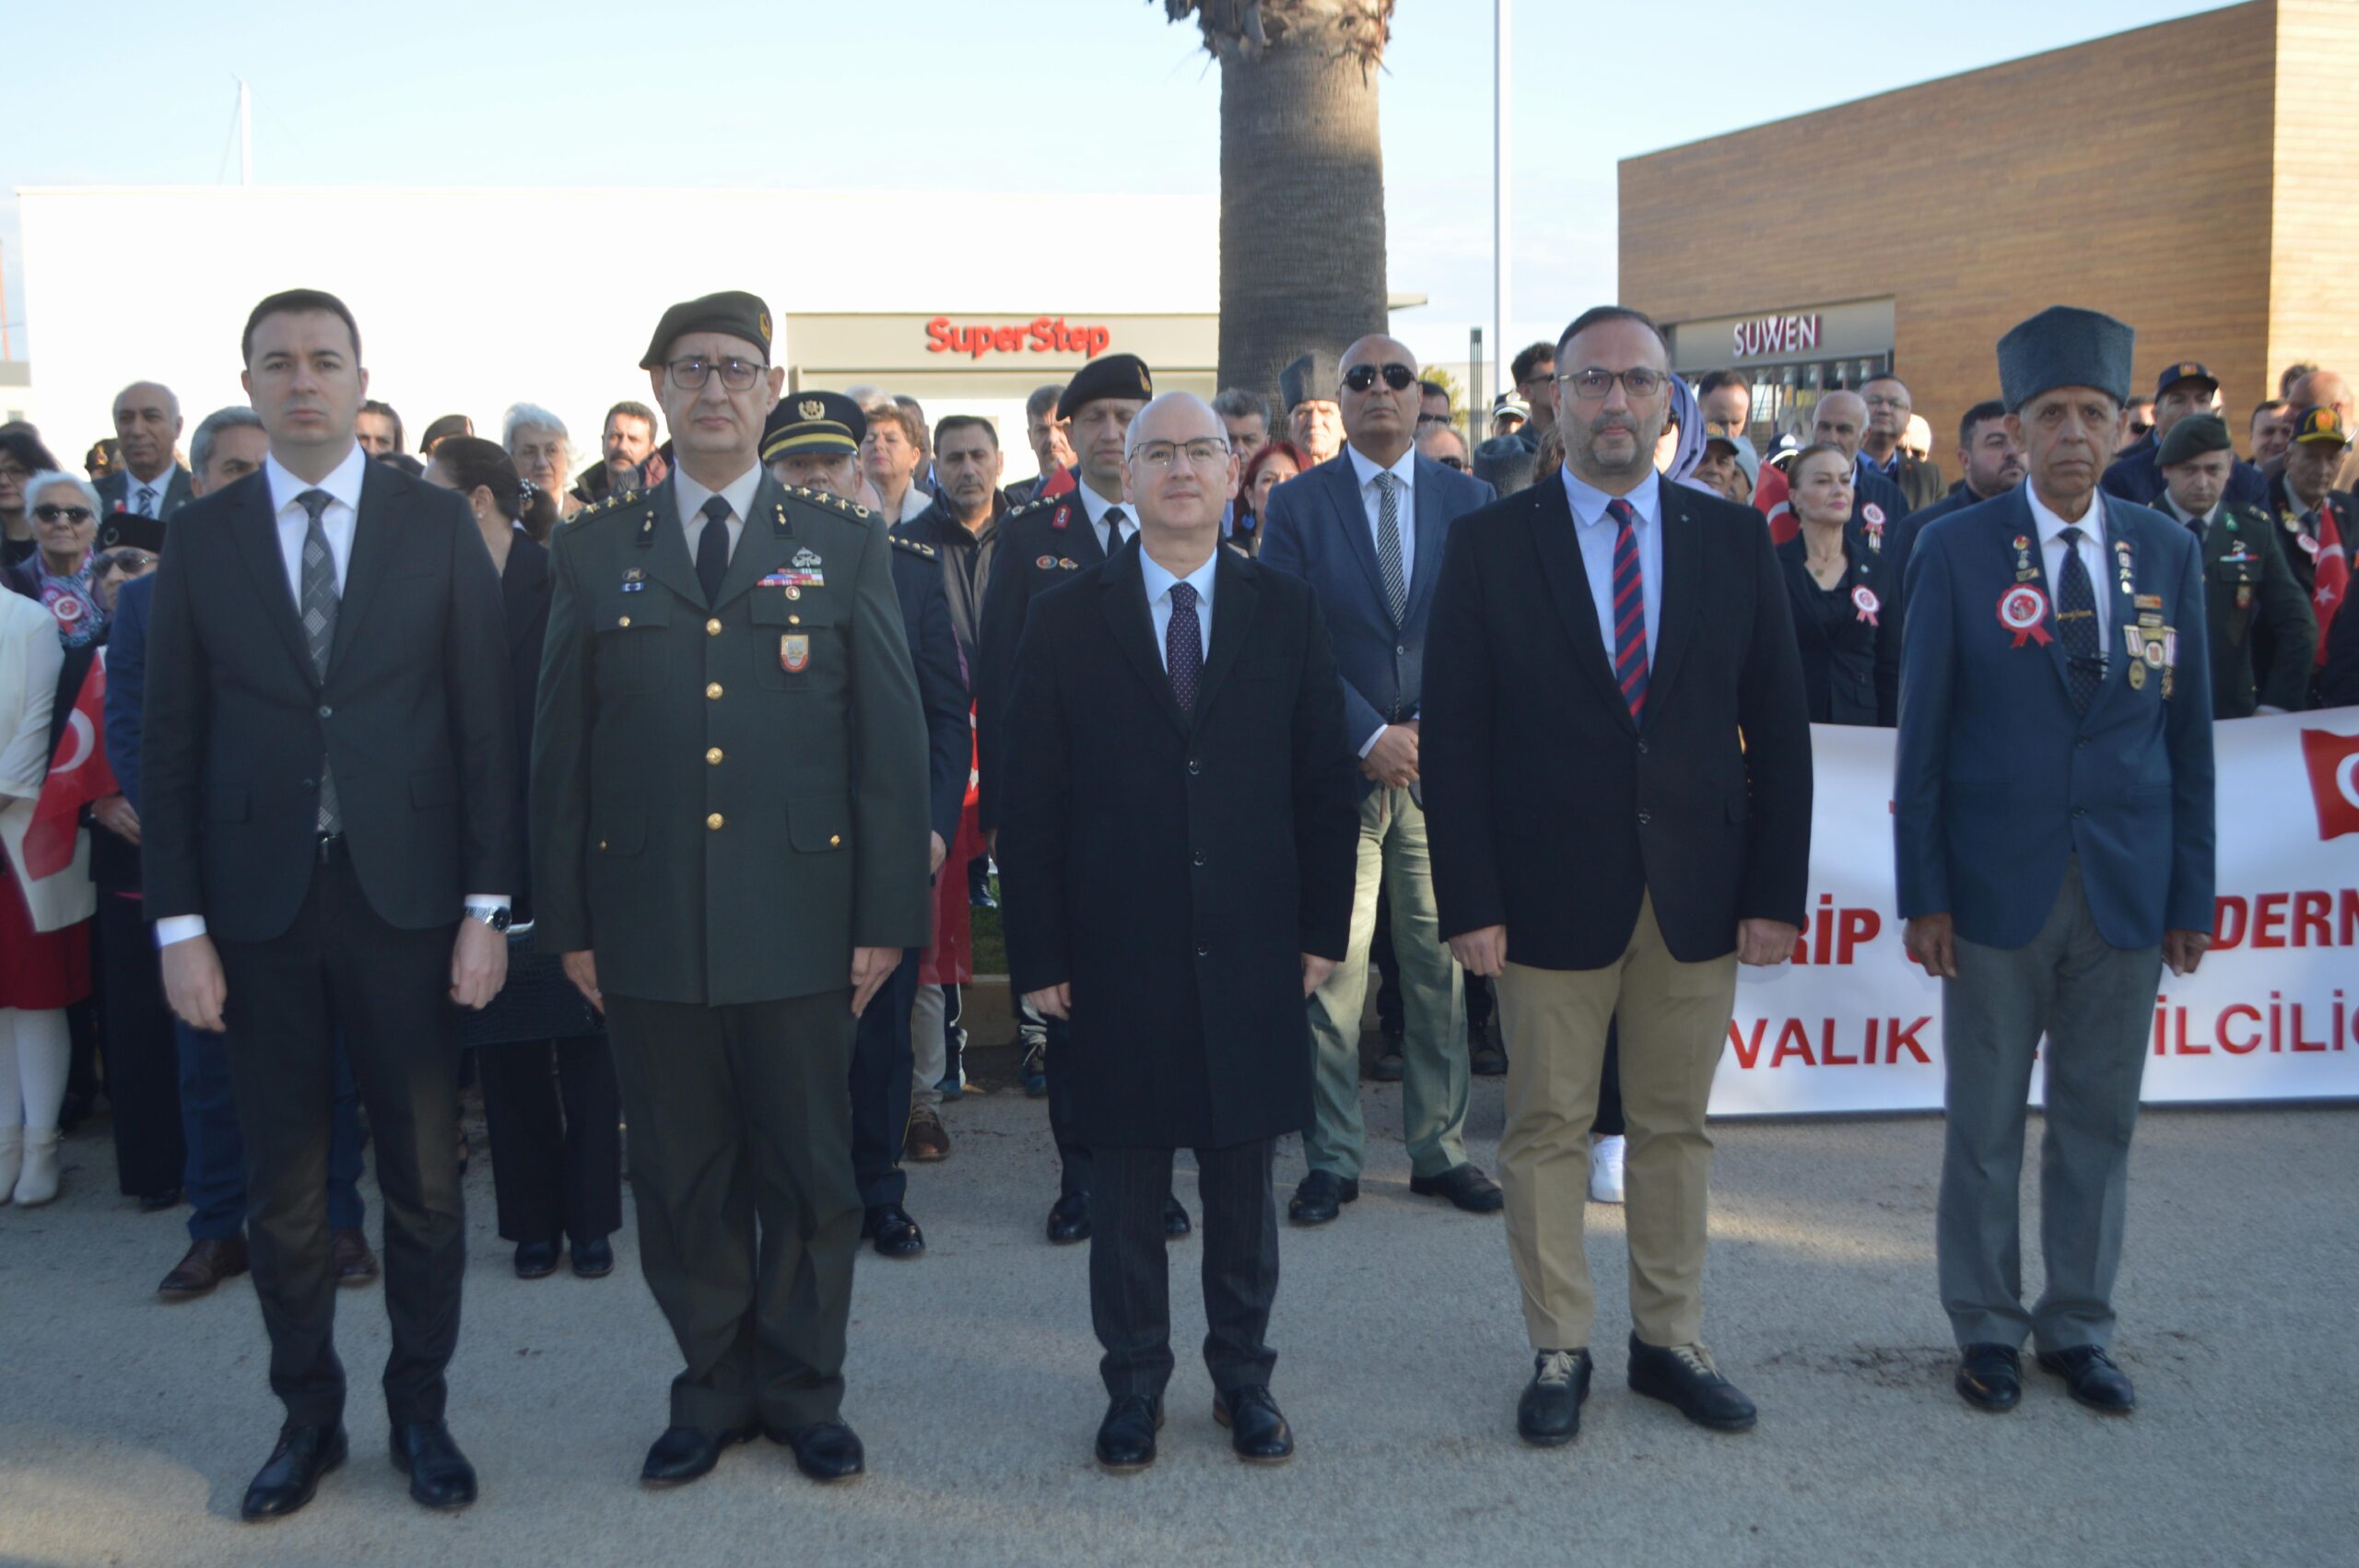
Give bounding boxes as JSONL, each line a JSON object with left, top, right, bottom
{"left": 157, "top": 439, "right": 507, "bottom": 948}
{"left": 1346, "top": 441, "right": 1419, "bottom": 586}
{"left": 1559, "top": 465, "right": 1666, "bottom": 667}
{"left": 125, "top": 467, "right": 172, "bottom": 518}
{"left": 2025, "top": 480, "right": 2113, "bottom": 656}
{"left": 1139, "top": 546, "right": 1218, "bottom": 671}
{"left": 672, "top": 462, "right": 760, "bottom": 565}
{"left": 1076, "top": 479, "right": 1133, "bottom": 556}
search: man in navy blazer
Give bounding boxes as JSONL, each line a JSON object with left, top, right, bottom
{"left": 1257, "top": 334, "right": 1501, "bottom": 1225}
{"left": 1897, "top": 306, "right": 2215, "bottom": 1419}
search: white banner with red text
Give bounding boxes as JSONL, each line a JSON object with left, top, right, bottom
{"left": 1710, "top": 712, "right": 2359, "bottom": 1115}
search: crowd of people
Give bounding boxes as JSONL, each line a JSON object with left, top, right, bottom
{"left": 0, "top": 276, "right": 2299, "bottom": 1513}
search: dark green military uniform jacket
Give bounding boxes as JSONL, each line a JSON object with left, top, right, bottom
{"left": 530, "top": 473, "right": 933, "bottom": 1006}
{"left": 2184, "top": 497, "right": 2317, "bottom": 717}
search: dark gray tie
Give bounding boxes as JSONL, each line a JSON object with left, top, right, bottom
{"left": 298, "top": 489, "right": 343, "bottom": 834}
{"left": 135, "top": 484, "right": 158, "bottom": 519}
{"left": 1375, "top": 473, "right": 1407, "bottom": 625}
{"left": 2056, "top": 525, "right": 2103, "bottom": 716}
{"left": 695, "top": 494, "right": 732, "bottom": 603}
{"left": 1104, "top": 506, "right": 1129, "bottom": 549}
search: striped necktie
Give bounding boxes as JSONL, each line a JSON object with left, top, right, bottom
{"left": 1607, "top": 497, "right": 1649, "bottom": 721}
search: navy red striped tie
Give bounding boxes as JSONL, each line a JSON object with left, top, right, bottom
{"left": 1608, "top": 497, "right": 1649, "bottom": 722}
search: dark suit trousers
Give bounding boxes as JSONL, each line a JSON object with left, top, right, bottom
{"left": 180, "top": 1019, "right": 365, "bottom": 1242}
{"left": 97, "top": 891, "right": 184, "bottom": 1196}
{"left": 603, "top": 989, "right": 862, "bottom": 1431}
{"left": 850, "top": 950, "right": 920, "bottom": 1210}
{"left": 477, "top": 1035, "right": 622, "bottom": 1246}
{"left": 1047, "top": 1014, "right": 1093, "bottom": 1198}
{"left": 213, "top": 848, "right": 465, "bottom": 1428}
{"left": 1091, "top": 1140, "right": 1279, "bottom": 1400}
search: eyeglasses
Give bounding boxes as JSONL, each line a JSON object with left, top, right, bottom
{"left": 1414, "top": 412, "right": 1451, "bottom": 427}
{"left": 1436, "top": 455, "right": 1468, "bottom": 472}
{"left": 664, "top": 356, "right": 767, "bottom": 392}
{"left": 1342, "top": 363, "right": 1417, "bottom": 393}
{"left": 94, "top": 549, "right": 155, "bottom": 575}
{"left": 32, "top": 504, "right": 94, "bottom": 524}
{"left": 1131, "top": 438, "right": 1232, "bottom": 470}
{"left": 2127, "top": 421, "right": 2154, "bottom": 437}
{"left": 1556, "top": 368, "right": 1668, "bottom": 401}
{"left": 1861, "top": 393, "right": 1909, "bottom": 411}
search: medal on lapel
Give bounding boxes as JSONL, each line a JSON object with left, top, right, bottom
{"left": 2113, "top": 536, "right": 2134, "bottom": 598}
{"left": 1862, "top": 503, "right": 1886, "bottom": 553}
{"left": 2013, "top": 534, "right": 2036, "bottom": 582}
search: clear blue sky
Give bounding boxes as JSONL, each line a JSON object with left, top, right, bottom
{"left": 0, "top": 0, "right": 2231, "bottom": 365}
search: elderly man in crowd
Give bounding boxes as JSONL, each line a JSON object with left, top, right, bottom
{"left": 96, "top": 380, "right": 193, "bottom": 522}
{"left": 2283, "top": 367, "right": 2359, "bottom": 491}
{"left": 998, "top": 390, "right": 1357, "bottom": 1473}
{"left": 1278, "top": 352, "right": 1344, "bottom": 465}
{"left": 1860, "top": 376, "right": 1946, "bottom": 512}
{"left": 1812, "top": 389, "right": 1915, "bottom": 537}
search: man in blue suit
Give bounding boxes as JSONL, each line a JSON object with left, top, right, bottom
{"left": 1896, "top": 306, "right": 2215, "bottom": 1419}
{"left": 1258, "top": 334, "right": 1500, "bottom": 1225}
{"left": 2100, "top": 361, "right": 2269, "bottom": 511}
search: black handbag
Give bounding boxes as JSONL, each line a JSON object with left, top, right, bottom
{"left": 458, "top": 925, "right": 603, "bottom": 1047}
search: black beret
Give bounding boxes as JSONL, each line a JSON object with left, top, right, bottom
{"left": 2157, "top": 413, "right": 2232, "bottom": 468}
{"left": 1056, "top": 354, "right": 1153, "bottom": 420}
{"left": 640, "top": 290, "right": 773, "bottom": 369}
{"left": 97, "top": 508, "right": 166, "bottom": 553}
{"left": 1279, "top": 350, "right": 1342, "bottom": 413}
{"left": 1997, "top": 306, "right": 2134, "bottom": 412}
{"left": 763, "top": 391, "right": 865, "bottom": 462}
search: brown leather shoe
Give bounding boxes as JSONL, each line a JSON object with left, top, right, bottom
{"left": 158, "top": 1235, "right": 250, "bottom": 1301}
{"left": 905, "top": 1106, "right": 951, "bottom": 1163}
{"left": 331, "top": 1228, "right": 380, "bottom": 1287}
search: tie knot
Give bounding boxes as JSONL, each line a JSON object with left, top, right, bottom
{"left": 1376, "top": 472, "right": 1398, "bottom": 497}
{"left": 1106, "top": 505, "right": 1127, "bottom": 531}
{"left": 1606, "top": 497, "right": 1637, "bottom": 528}
{"left": 700, "top": 494, "right": 733, "bottom": 524}
{"left": 297, "top": 488, "right": 333, "bottom": 525}
{"left": 1169, "top": 580, "right": 1196, "bottom": 612}
{"left": 2059, "top": 525, "right": 2085, "bottom": 547}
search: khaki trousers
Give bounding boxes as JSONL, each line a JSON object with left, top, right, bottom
{"left": 1496, "top": 892, "right": 1735, "bottom": 1352}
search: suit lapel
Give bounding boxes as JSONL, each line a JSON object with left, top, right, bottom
{"left": 1402, "top": 457, "right": 1449, "bottom": 626}
{"left": 1098, "top": 537, "right": 1190, "bottom": 739}
{"left": 1994, "top": 489, "right": 2076, "bottom": 708}
{"left": 634, "top": 479, "right": 705, "bottom": 609}
{"left": 1321, "top": 456, "right": 1395, "bottom": 622}
{"left": 1064, "top": 487, "right": 1110, "bottom": 568}
{"left": 2084, "top": 497, "right": 2143, "bottom": 720}
{"left": 1646, "top": 483, "right": 1704, "bottom": 717}
{"left": 712, "top": 476, "right": 801, "bottom": 608}
{"left": 1527, "top": 480, "right": 1637, "bottom": 734}
{"left": 1191, "top": 547, "right": 1261, "bottom": 724}
{"left": 326, "top": 462, "right": 397, "bottom": 681}
{"left": 230, "top": 473, "right": 316, "bottom": 684}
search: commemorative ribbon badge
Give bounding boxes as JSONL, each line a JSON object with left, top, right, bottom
{"left": 1997, "top": 583, "right": 2051, "bottom": 647}
{"left": 1851, "top": 584, "right": 1881, "bottom": 625}
{"left": 1861, "top": 502, "right": 1886, "bottom": 553}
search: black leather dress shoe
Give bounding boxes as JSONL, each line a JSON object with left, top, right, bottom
{"left": 866, "top": 1203, "right": 926, "bottom": 1258}
{"left": 1162, "top": 1195, "right": 1191, "bottom": 1238}
{"left": 2036, "top": 1345, "right": 2136, "bottom": 1413}
{"left": 769, "top": 1420, "right": 866, "bottom": 1482}
{"left": 1408, "top": 1163, "right": 1506, "bottom": 1213}
{"left": 137, "top": 1187, "right": 183, "bottom": 1213}
{"left": 240, "top": 1424, "right": 346, "bottom": 1522}
{"left": 640, "top": 1423, "right": 757, "bottom": 1487}
{"left": 1955, "top": 1343, "right": 2023, "bottom": 1412}
{"left": 513, "top": 1239, "right": 559, "bottom": 1280}
{"left": 570, "top": 1235, "right": 615, "bottom": 1279}
{"left": 1287, "top": 1171, "right": 1359, "bottom": 1225}
{"left": 1213, "top": 1385, "right": 1294, "bottom": 1463}
{"left": 390, "top": 1421, "right": 477, "bottom": 1510}
{"left": 1094, "top": 1394, "right": 1163, "bottom": 1473}
{"left": 1047, "top": 1191, "right": 1091, "bottom": 1245}
{"left": 1517, "top": 1349, "right": 1592, "bottom": 1446}
{"left": 1627, "top": 1334, "right": 1757, "bottom": 1432}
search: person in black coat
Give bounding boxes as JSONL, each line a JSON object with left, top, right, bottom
{"left": 1776, "top": 443, "right": 1898, "bottom": 725}
{"left": 998, "top": 392, "right": 1358, "bottom": 1474}
{"left": 423, "top": 438, "right": 622, "bottom": 1283}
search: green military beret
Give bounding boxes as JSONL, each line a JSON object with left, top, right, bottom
{"left": 2158, "top": 413, "right": 2232, "bottom": 468}
{"left": 641, "top": 290, "right": 774, "bottom": 369}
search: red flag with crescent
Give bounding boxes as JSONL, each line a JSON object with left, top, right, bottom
{"left": 24, "top": 653, "right": 117, "bottom": 878}
{"left": 2312, "top": 497, "right": 2350, "bottom": 668}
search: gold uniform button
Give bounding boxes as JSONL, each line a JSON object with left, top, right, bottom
{"left": 828, "top": 834, "right": 841, "bottom": 848}
{"left": 597, "top": 839, "right": 608, "bottom": 851}
{"left": 706, "top": 813, "right": 725, "bottom": 831}
{"left": 706, "top": 747, "right": 723, "bottom": 766}
{"left": 788, "top": 614, "right": 801, "bottom": 626}
{"left": 706, "top": 618, "right": 722, "bottom": 636}
{"left": 705, "top": 682, "right": 723, "bottom": 699}
{"left": 616, "top": 615, "right": 631, "bottom": 628}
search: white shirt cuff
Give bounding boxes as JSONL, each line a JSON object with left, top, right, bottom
{"left": 155, "top": 915, "right": 206, "bottom": 948}
{"left": 1358, "top": 724, "right": 1388, "bottom": 759}
{"left": 465, "top": 895, "right": 511, "bottom": 913}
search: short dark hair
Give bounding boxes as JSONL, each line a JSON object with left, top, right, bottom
{"left": 1696, "top": 369, "right": 1748, "bottom": 399}
{"left": 430, "top": 436, "right": 563, "bottom": 543}
{"left": 1212, "top": 387, "right": 1270, "bottom": 424}
{"left": 934, "top": 414, "right": 997, "bottom": 452}
{"left": 1510, "top": 341, "right": 1557, "bottom": 386}
{"left": 0, "top": 428, "right": 62, "bottom": 477}
{"left": 1863, "top": 372, "right": 1908, "bottom": 394}
{"left": 604, "top": 400, "right": 658, "bottom": 434}
{"left": 1958, "top": 399, "right": 2008, "bottom": 448}
{"left": 419, "top": 414, "right": 473, "bottom": 455}
{"left": 1026, "top": 383, "right": 1063, "bottom": 422}
{"left": 2251, "top": 398, "right": 2292, "bottom": 426}
{"left": 358, "top": 399, "right": 404, "bottom": 451}
{"left": 1553, "top": 308, "right": 1667, "bottom": 366}
{"left": 1416, "top": 379, "right": 1449, "bottom": 402}
{"left": 241, "top": 287, "right": 361, "bottom": 366}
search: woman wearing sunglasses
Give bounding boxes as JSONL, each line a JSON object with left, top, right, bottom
{"left": 11, "top": 474, "right": 110, "bottom": 649}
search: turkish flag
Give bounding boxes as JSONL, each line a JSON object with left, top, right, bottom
{"left": 2313, "top": 498, "right": 2351, "bottom": 668}
{"left": 2298, "top": 727, "right": 2359, "bottom": 840}
{"left": 24, "top": 653, "right": 117, "bottom": 878}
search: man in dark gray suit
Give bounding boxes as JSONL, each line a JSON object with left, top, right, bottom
{"left": 94, "top": 380, "right": 194, "bottom": 528}
{"left": 1257, "top": 334, "right": 1501, "bottom": 1227}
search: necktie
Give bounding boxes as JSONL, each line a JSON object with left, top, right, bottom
{"left": 297, "top": 489, "right": 343, "bottom": 835}
{"left": 1104, "top": 506, "right": 1129, "bottom": 550}
{"left": 1375, "top": 473, "right": 1407, "bottom": 625}
{"left": 135, "top": 484, "right": 158, "bottom": 519}
{"left": 1167, "top": 580, "right": 1203, "bottom": 713}
{"left": 695, "top": 494, "right": 732, "bottom": 603}
{"left": 1607, "top": 498, "right": 1649, "bottom": 722}
{"left": 2056, "top": 525, "right": 2103, "bottom": 715}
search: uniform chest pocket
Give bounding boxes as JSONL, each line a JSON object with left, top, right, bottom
{"left": 593, "top": 593, "right": 671, "bottom": 695}
{"left": 751, "top": 593, "right": 833, "bottom": 689}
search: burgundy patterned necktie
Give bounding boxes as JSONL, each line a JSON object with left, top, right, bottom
{"left": 1608, "top": 497, "right": 1649, "bottom": 721}
{"left": 1167, "top": 580, "right": 1203, "bottom": 712}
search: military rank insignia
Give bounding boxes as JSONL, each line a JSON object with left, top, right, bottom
{"left": 780, "top": 634, "right": 810, "bottom": 673}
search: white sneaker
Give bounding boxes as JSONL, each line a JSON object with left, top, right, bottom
{"left": 13, "top": 1129, "right": 61, "bottom": 1207}
{"left": 1588, "top": 1135, "right": 1625, "bottom": 1204}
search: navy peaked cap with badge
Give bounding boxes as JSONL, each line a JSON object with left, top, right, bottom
{"left": 2154, "top": 360, "right": 2219, "bottom": 398}
{"left": 1278, "top": 350, "right": 1342, "bottom": 413}
{"left": 1996, "top": 306, "right": 2135, "bottom": 412}
{"left": 2157, "top": 413, "right": 2232, "bottom": 468}
{"left": 763, "top": 391, "right": 865, "bottom": 462}
{"left": 2293, "top": 404, "right": 2352, "bottom": 448}
{"left": 1056, "top": 353, "right": 1154, "bottom": 419}
{"left": 640, "top": 290, "right": 774, "bottom": 369}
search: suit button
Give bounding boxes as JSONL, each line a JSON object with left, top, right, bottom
{"left": 617, "top": 614, "right": 631, "bottom": 628}
{"left": 299, "top": 777, "right": 314, "bottom": 790}
{"left": 1191, "top": 848, "right": 1207, "bottom": 867}
{"left": 2072, "top": 808, "right": 2087, "bottom": 819}
{"left": 706, "top": 747, "right": 723, "bottom": 766}
{"left": 706, "top": 618, "right": 722, "bottom": 636}
{"left": 1637, "top": 810, "right": 1652, "bottom": 825}
{"left": 597, "top": 839, "right": 608, "bottom": 851}
{"left": 1187, "top": 758, "right": 1201, "bottom": 776}
{"left": 1637, "top": 740, "right": 1649, "bottom": 755}
{"left": 1396, "top": 644, "right": 1407, "bottom": 656}
{"left": 1196, "top": 942, "right": 1210, "bottom": 957}
{"left": 2075, "top": 738, "right": 2090, "bottom": 749}
{"left": 706, "top": 682, "right": 723, "bottom": 699}
{"left": 707, "top": 813, "right": 725, "bottom": 830}
{"left": 317, "top": 705, "right": 332, "bottom": 719}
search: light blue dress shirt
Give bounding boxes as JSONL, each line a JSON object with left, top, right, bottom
{"left": 1558, "top": 465, "right": 1664, "bottom": 665}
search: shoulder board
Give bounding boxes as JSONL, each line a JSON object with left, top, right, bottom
{"left": 1006, "top": 493, "right": 1055, "bottom": 517}
{"left": 564, "top": 487, "right": 643, "bottom": 527}
{"left": 782, "top": 485, "right": 874, "bottom": 523}
{"left": 893, "top": 534, "right": 937, "bottom": 560}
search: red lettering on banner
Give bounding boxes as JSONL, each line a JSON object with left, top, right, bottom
{"left": 1770, "top": 1019, "right": 1815, "bottom": 1067}
{"left": 1789, "top": 895, "right": 1881, "bottom": 965}
{"left": 2254, "top": 892, "right": 2288, "bottom": 947}
{"left": 1730, "top": 1019, "right": 1766, "bottom": 1069}
{"left": 1727, "top": 1016, "right": 1931, "bottom": 1067}
{"left": 1822, "top": 1018, "right": 1858, "bottom": 1067}
{"left": 1885, "top": 1016, "right": 1931, "bottom": 1064}
{"left": 2214, "top": 895, "right": 2247, "bottom": 948}
{"left": 2295, "top": 890, "right": 2331, "bottom": 947}
{"left": 923, "top": 316, "right": 1115, "bottom": 361}
{"left": 2220, "top": 1004, "right": 2262, "bottom": 1053}
{"left": 2211, "top": 889, "right": 2359, "bottom": 949}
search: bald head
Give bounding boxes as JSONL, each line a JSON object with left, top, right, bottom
{"left": 1813, "top": 391, "right": 1869, "bottom": 461}
{"left": 1340, "top": 333, "right": 1419, "bottom": 464}
{"left": 112, "top": 380, "right": 183, "bottom": 484}
{"left": 1122, "top": 392, "right": 1238, "bottom": 543}
{"left": 2293, "top": 370, "right": 2353, "bottom": 426}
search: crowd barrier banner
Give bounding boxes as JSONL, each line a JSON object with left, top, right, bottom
{"left": 1711, "top": 712, "right": 2359, "bottom": 1115}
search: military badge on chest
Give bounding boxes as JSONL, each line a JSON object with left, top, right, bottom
{"left": 1861, "top": 502, "right": 1885, "bottom": 553}
{"left": 780, "top": 634, "right": 810, "bottom": 673}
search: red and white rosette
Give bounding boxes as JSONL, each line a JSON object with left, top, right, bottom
{"left": 1861, "top": 502, "right": 1885, "bottom": 532}
{"left": 1997, "top": 583, "right": 2052, "bottom": 647}
{"left": 1851, "top": 584, "right": 1880, "bottom": 625}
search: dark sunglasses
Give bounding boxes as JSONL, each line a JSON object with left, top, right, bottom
{"left": 2127, "top": 421, "right": 2154, "bottom": 437}
{"left": 32, "top": 504, "right": 94, "bottom": 524}
{"left": 1343, "top": 363, "right": 1417, "bottom": 393}
{"left": 1436, "top": 455, "right": 1468, "bottom": 471}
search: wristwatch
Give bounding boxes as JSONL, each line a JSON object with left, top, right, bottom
{"left": 464, "top": 903, "right": 512, "bottom": 932}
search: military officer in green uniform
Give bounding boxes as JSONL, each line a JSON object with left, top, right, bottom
{"left": 531, "top": 291, "right": 931, "bottom": 1490}
{"left": 2154, "top": 414, "right": 2317, "bottom": 716}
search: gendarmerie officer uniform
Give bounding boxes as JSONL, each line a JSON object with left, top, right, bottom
{"left": 2149, "top": 414, "right": 2315, "bottom": 717}
{"left": 974, "top": 354, "right": 1186, "bottom": 1244}
{"left": 532, "top": 294, "right": 931, "bottom": 1479}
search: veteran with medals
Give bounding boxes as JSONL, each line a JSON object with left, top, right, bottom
{"left": 1895, "top": 307, "right": 2216, "bottom": 1418}
{"left": 531, "top": 292, "right": 932, "bottom": 1487}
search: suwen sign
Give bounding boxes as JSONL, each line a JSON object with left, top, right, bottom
{"left": 1732, "top": 313, "right": 1822, "bottom": 360}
